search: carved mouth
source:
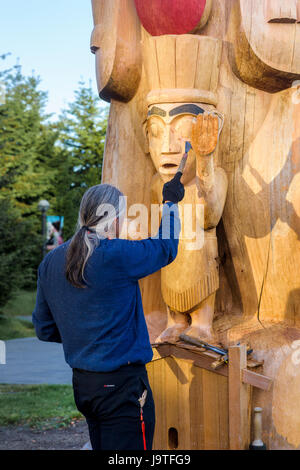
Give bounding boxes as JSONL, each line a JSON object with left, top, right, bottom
{"left": 162, "top": 163, "right": 177, "bottom": 169}
{"left": 160, "top": 155, "right": 182, "bottom": 174}
{"left": 160, "top": 163, "right": 178, "bottom": 175}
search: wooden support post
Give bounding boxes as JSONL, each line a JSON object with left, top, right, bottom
{"left": 228, "top": 344, "right": 249, "bottom": 450}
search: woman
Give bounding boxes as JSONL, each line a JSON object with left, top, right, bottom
{"left": 32, "top": 172, "right": 184, "bottom": 450}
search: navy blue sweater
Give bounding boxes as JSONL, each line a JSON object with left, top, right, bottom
{"left": 32, "top": 202, "right": 180, "bottom": 372}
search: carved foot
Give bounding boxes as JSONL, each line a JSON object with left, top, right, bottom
{"left": 155, "top": 324, "right": 188, "bottom": 344}
{"left": 181, "top": 325, "right": 220, "bottom": 347}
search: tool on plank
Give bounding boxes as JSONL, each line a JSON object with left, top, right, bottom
{"left": 179, "top": 333, "right": 228, "bottom": 356}
{"left": 211, "top": 344, "right": 253, "bottom": 370}
{"left": 179, "top": 334, "right": 253, "bottom": 370}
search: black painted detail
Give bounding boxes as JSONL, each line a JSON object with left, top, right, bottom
{"left": 147, "top": 106, "right": 167, "bottom": 117}
{"left": 169, "top": 104, "right": 205, "bottom": 117}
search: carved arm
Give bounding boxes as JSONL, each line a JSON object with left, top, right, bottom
{"left": 191, "top": 113, "right": 228, "bottom": 230}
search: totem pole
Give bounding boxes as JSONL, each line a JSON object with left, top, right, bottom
{"left": 90, "top": 0, "right": 300, "bottom": 450}
{"left": 143, "top": 35, "right": 228, "bottom": 343}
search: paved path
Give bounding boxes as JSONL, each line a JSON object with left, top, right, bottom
{"left": 0, "top": 337, "right": 72, "bottom": 385}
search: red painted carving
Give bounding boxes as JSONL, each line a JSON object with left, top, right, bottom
{"left": 134, "top": 0, "right": 207, "bottom": 36}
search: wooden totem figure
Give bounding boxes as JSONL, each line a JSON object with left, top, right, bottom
{"left": 90, "top": 0, "right": 300, "bottom": 449}
{"left": 143, "top": 35, "right": 228, "bottom": 343}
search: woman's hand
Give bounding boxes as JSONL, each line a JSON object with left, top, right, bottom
{"left": 162, "top": 172, "right": 185, "bottom": 204}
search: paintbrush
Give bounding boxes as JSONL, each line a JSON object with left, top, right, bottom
{"left": 177, "top": 141, "right": 192, "bottom": 175}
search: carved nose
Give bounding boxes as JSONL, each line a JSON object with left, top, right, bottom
{"left": 162, "top": 126, "right": 181, "bottom": 154}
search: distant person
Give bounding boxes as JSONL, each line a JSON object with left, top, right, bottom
{"left": 53, "top": 221, "right": 64, "bottom": 245}
{"left": 47, "top": 221, "right": 63, "bottom": 251}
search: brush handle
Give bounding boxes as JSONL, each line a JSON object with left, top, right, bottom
{"left": 177, "top": 154, "right": 188, "bottom": 174}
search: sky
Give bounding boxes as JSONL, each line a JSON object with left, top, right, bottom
{"left": 0, "top": 0, "right": 106, "bottom": 118}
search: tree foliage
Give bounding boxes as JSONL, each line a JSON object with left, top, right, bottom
{"left": 53, "top": 82, "right": 107, "bottom": 239}
{"left": 0, "top": 62, "right": 57, "bottom": 217}
{"left": 0, "top": 56, "right": 108, "bottom": 301}
{"left": 0, "top": 198, "right": 42, "bottom": 307}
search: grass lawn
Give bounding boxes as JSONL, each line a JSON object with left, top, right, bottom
{"left": 0, "top": 290, "right": 37, "bottom": 341}
{"left": 0, "top": 384, "right": 82, "bottom": 429}
{"left": 0, "top": 316, "right": 35, "bottom": 341}
{"left": 2, "top": 290, "right": 36, "bottom": 318}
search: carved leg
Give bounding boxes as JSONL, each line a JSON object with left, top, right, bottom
{"left": 155, "top": 306, "right": 189, "bottom": 344}
{"left": 182, "top": 292, "right": 218, "bottom": 344}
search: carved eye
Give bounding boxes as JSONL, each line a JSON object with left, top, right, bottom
{"left": 178, "top": 119, "right": 194, "bottom": 139}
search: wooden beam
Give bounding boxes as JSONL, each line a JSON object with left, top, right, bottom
{"left": 228, "top": 344, "right": 250, "bottom": 450}
{"left": 152, "top": 344, "right": 171, "bottom": 361}
{"left": 153, "top": 343, "right": 272, "bottom": 393}
{"left": 242, "top": 369, "right": 272, "bottom": 391}
{"left": 168, "top": 344, "right": 228, "bottom": 377}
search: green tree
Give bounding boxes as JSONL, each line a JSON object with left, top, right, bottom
{"left": 0, "top": 58, "right": 107, "bottom": 298}
{"left": 0, "top": 198, "right": 41, "bottom": 307}
{"left": 0, "top": 57, "right": 61, "bottom": 291}
{"left": 54, "top": 81, "right": 108, "bottom": 240}
{"left": 0, "top": 61, "right": 58, "bottom": 217}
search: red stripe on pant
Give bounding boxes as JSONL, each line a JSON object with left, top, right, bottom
{"left": 140, "top": 410, "right": 147, "bottom": 450}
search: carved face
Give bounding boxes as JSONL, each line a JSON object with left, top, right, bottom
{"left": 145, "top": 102, "right": 213, "bottom": 183}
{"left": 237, "top": 0, "right": 300, "bottom": 81}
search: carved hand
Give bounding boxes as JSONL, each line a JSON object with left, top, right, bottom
{"left": 191, "top": 113, "right": 219, "bottom": 157}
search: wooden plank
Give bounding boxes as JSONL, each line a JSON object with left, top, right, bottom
{"left": 154, "top": 343, "right": 270, "bottom": 389}
{"left": 151, "top": 358, "right": 167, "bottom": 449}
{"left": 175, "top": 35, "right": 199, "bottom": 89}
{"left": 218, "top": 374, "right": 229, "bottom": 450}
{"left": 155, "top": 36, "right": 177, "bottom": 89}
{"left": 189, "top": 365, "right": 205, "bottom": 450}
{"left": 228, "top": 344, "right": 249, "bottom": 450}
{"left": 151, "top": 344, "right": 171, "bottom": 361}
{"left": 142, "top": 30, "right": 160, "bottom": 90}
{"left": 146, "top": 361, "right": 153, "bottom": 387}
{"left": 175, "top": 358, "right": 191, "bottom": 449}
{"left": 202, "top": 369, "right": 220, "bottom": 449}
{"left": 168, "top": 344, "right": 228, "bottom": 378}
{"left": 242, "top": 368, "right": 272, "bottom": 391}
{"left": 165, "top": 356, "right": 179, "bottom": 449}
{"left": 194, "top": 36, "right": 221, "bottom": 92}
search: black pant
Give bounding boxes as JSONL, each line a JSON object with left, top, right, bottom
{"left": 72, "top": 363, "right": 155, "bottom": 450}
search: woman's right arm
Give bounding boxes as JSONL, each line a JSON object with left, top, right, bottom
{"left": 120, "top": 202, "right": 181, "bottom": 281}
